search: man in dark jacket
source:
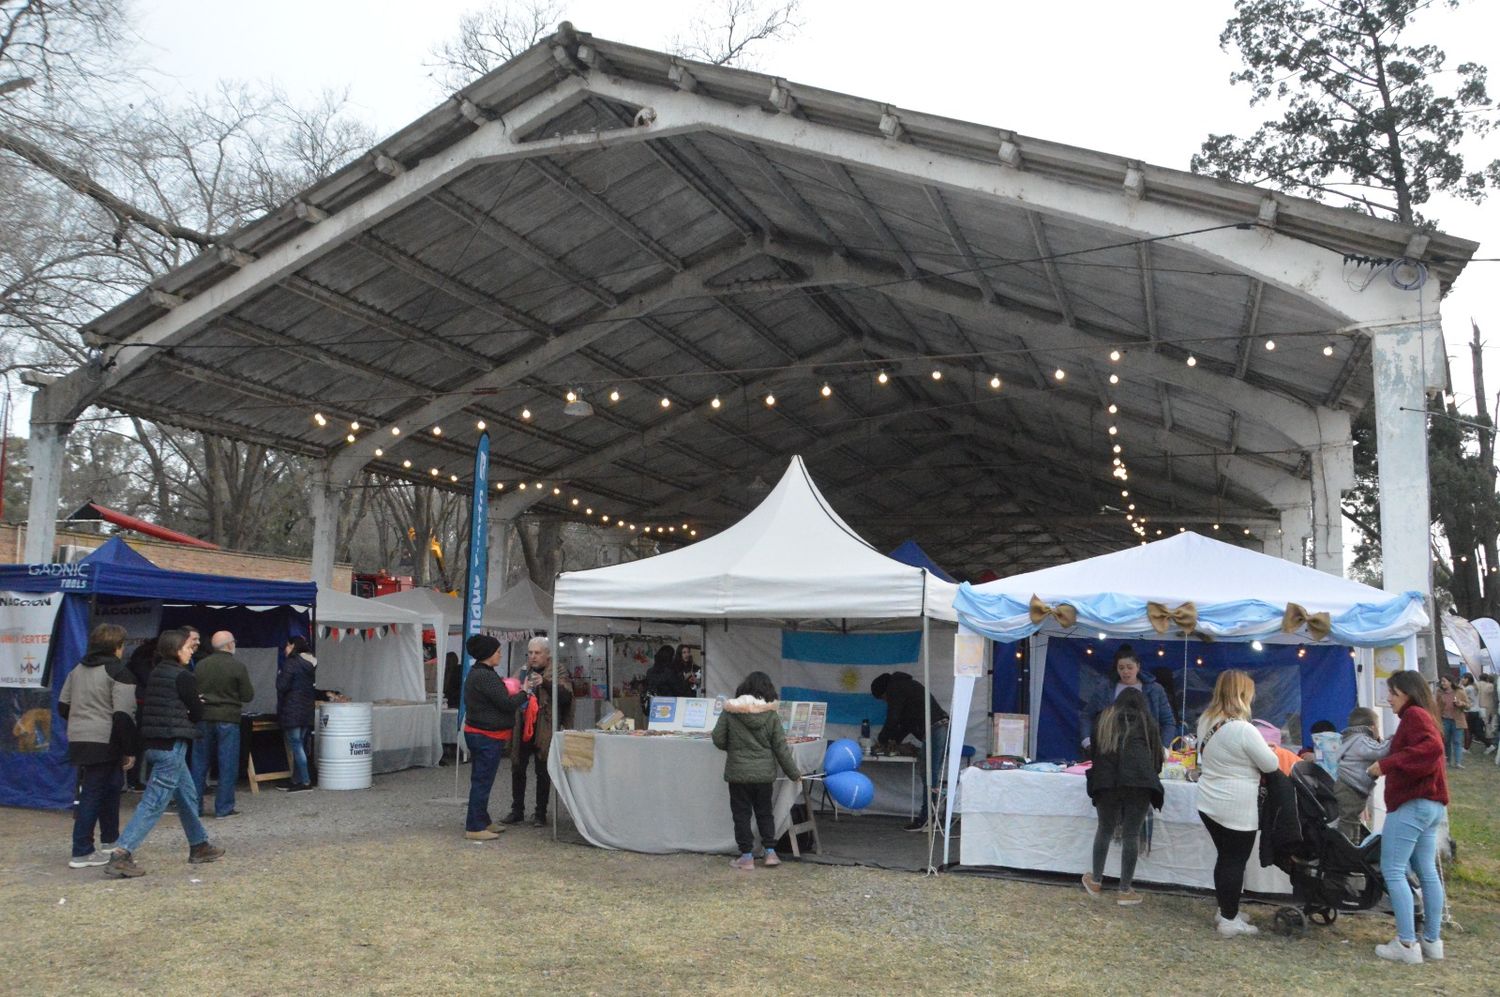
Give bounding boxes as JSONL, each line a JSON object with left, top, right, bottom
{"left": 503, "top": 637, "right": 573, "bottom": 827}
{"left": 106, "top": 629, "right": 225, "bottom": 878}
{"left": 461, "top": 634, "right": 530, "bottom": 841}
{"left": 871, "top": 671, "right": 950, "bottom": 831}
{"left": 58, "top": 623, "right": 138, "bottom": 868}
{"left": 190, "top": 631, "right": 255, "bottom": 819}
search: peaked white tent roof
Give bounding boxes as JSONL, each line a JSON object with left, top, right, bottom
{"left": 316, "top": 585, "right": 425, "bottom": 627}
{"left": 954, "top": 531, "right": 1427, "bottom": 646}
{"left": 374, "top": 587, "right": 462, "bottom": 628}
{"left": 556, "top": 457, "right": 957, "bottom": 621}
{"left": 483, "top": 578, "right": 554, "bottom": 631}
{"left": 312, "top": 585, "right": 426, "bottom": 702}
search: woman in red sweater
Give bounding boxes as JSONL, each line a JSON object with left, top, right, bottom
{"left": 1367, "top": 670, "right": 1448, "bottom": 965}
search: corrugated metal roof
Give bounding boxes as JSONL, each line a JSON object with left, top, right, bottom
{"left": 60, "top": 25, "right": 1479, "bottom": 577}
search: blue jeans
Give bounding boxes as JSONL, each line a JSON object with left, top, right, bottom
{"left": 73, "top": 761, "right": 124, "bottom": 857}
{"left": 465, "top": 733, "right": 504, "bottom": 832}
{"left": 1440, "top": 717, "right": 1463, "bottom": 767}
{"left": 918, "top": 722, "right": 950, "bottom": 822}
{"left": 284, "top": 726, "right": 311, "bottom": 785}
{"left": 191, "top": 721, "right": 241, "bottom": 817}
{"left": 1380, "top": 797, "right": 1446, "bottom": 944}
{"left": 116, "top": 741, "right": 208, "bottom": 854}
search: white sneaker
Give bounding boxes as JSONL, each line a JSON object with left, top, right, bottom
{"left": 1216, "top": 913, "right": 1259, "bottom": 937}
{"left": 67, "top": 852, "right": 110, "bottom": 869}
{"left": 1420, "top": 938, "right": 1443, "bottom": 960}
{"left": 1375, "top": 938, "right": 1423, "bottom": 964}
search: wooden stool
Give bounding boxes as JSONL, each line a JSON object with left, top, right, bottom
{"left": 246, "top": 718, "right": 294, "bottom": 793}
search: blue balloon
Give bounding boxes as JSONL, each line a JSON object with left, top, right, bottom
{"left": 825, "top": 770, "right": 875, "bottom": 811}
{"left": 823, "top": 738, "right": 863, "bottom": 776}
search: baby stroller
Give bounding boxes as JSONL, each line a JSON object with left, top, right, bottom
{"left": 1269, "top": 761, "right": 1385, "bottom": 936}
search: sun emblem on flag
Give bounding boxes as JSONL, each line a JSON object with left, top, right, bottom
{"left": 839, "top": 666, "right": 860, "bottom": 691}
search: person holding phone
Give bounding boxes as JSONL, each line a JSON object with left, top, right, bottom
{"left": 502, "top": 637, "right": 573, "bottom": 827}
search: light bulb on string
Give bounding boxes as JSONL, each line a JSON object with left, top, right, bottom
{"left": 402, "top": 459, "right": 412, "bottom": 469}
{"left": 1107, "top": 404, "right": 1118, "bottom": 414}
{"left": 821, "top": 383, "right": 832, "bottom": 398}
{"left": 1186, "top": 355, "right": 1197, "bottom": 367}
{"left": 432, "top": 426, "right": 442, "bottom": 436}
{"left": 609, "top": 389, "right": 620, "bottom": 402}
{"left": 1107, "top": 425, "right": 1118, "bottom": 435}
{"left": 931, "top": 370, "right": 943, "bottom": 381}
{"left": 390, "top": 426, "right": 400, "bottom": 436}
{"left": 476, "top": 420, "right": 486, "bottom": 431}
{"left": 571, "top": 498, "right": 579, "bottom": 507}
{"left": 710, "top": 396, "right": 722, "bottom": 410}
{"left": 660, "top": 397, "right": 671, "bottom": 409}
{"left": 345, "top": 433, "right": 355, "bottom": 443}
{"left": 1109, "top": 350, "right": 1121, "bottom": 363}
{"left": 430, "top": 468, "right": 439, "bottom": 476}
{"left": 877, "top": 370, "right": 889, "bottom": 385}
{"left": 350, "top": 421, "right": 360, "bottom": 431}
{"left": 989, "top": 374, "right": 1002, "bottom": 390}
{"left": 1112, "top": 444, "right": 1122, "bottom": 454}
{"left": 1264, "top": 339, "right": 1276, "bottom": 351}
{"left": 374, "top": 448, "right": 383, "bottom": 457}
{"left": 450, "top": 474, "right": 459, "bottom": 483}
{"left": 552, "top": 487, "right": 561, "bottom": 496}
{"left": 521, "top": 408, "right": 532, "bottom": 420}
{"left": 496, "top": 482, "right": 505, "bottom": 491}
{"left": 1322, "top": 344, "right": 1335, "bottom": 357}
{"left": 1053, "top": 368, "right": 1066, "bottom": 381}
{"left": 566, "top": 390, "right": 577, "bottom": 403}
{"left": 764, "top": 393, "right": 776, "bottom": 407}
{"left": 313, "top": 412, "right": 327, "bottom": 427}
{"left": 519, "top": 482, "right": 527, "bottom": 490}
{"left": 1108, "top": 373, "right": 1119, "bottom": 385}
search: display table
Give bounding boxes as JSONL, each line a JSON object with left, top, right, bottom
{"left": 958, "top": 768, "right": 1293, "bottom": 894}
{"left": 367, "top": 702, "right": 442, "bottom": 773}
{"left": 547, "top": 732, "right": 824, "bottom": 853}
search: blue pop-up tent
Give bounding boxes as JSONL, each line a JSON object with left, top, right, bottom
{"left": 0, "top": 538, "right": 317, "bottom": 809}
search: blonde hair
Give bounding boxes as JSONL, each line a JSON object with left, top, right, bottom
{"left": 1203, "top": 670, "right": 1255, "bottom": 724}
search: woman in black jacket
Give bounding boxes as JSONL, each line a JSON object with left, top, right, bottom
{"left": 1082, "top": 687, "right": 1165, "bottom": 906}
{"left": 276, "top": 636, "right": 318, "bottom": 791}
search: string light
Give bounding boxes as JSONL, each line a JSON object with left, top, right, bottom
{"left": 1212, "top": 523, "right": 1219, "bottom": 530}
{"left": 565, "top": 390, "right": 577, "bottom": 403}
{"left": 534, "top": 482, "right": 542, "bottom": 490}
{"left": 349, "top": 421, "right": 360, "bottom": 431}
{"left": 1186, "top": 355, "right": 1197, "bottom": 367}
{"left": 313, "top": 413, "right": 327, "bottom": 427}
{"left": 585, "top": 507, "right": 592, "bottom": 515}
{"left": 711, "top": 396, "right": 722, "bottom": 409}
{"left": 519, "top": 482, "right": 527, "bottom": 490}
{"left": 1322, "top": 344, "right": 1335, "bottom": 357}
{"left": 402, "top": 459, "right": 411, "bottom": 469}
{"left": 689, "top": 530, "right": 697, "bottom": 537}
{"left": 1109, "top": 350, "right": 1121, "bottom": 363}
{"left": 1107, "top": 425, "right": 1118, "bottom": 435}
{"left": 1264, "top": 339, "right": 1276, "bottom": 351}
{"left": 450, "top": 474, "right": 459, "bottom": 483}
{"left": 390, "top": 426, "right": 400, "bottom": 436}
{"left": 571, "top": 498, "right": 579, "bottom": 506}
{"left": 1053, "top": 368, "right": 1066, "bottom": 381}
{"left": 1113, "top": 444, "right": 1122, "bottom": 454}
{"left": 374, "top": 447, "right": 383, "bottom": 457}
{"left": 602, "top": 514, "right": 609, "bottom": 521}
{"left": 1243, "top": 527, "right": 1251, "bottom": 535}
{"left": 765, "top": 393, "right": 776, "bottom": 407}
{"left": 429, "top": 468, "right": 439, "bottom": 476}
{"left": 1121, "top": 490, "right": 1129, "bottom": 498}
{"left": 821, "top": 383, "right": 832, "bottom": 398}
{"left": 521, "top": 408, "right": 532, "bottom": 420}
{"left": 552, "top": 487, "right": 561, "bottom": 496}
{"left": 609, "top": 389, "right": 620, "bottom": 402}
{"left": 660, "top": 397, "right": 671, "bottom": 409}
{"left": 1108, "top": 373, "right": 1119, "bottom": 385}
{"left": 931, "top": 370, "right": 943, "bottom": 381}
{"left": 345, "top": 433, "right": 355, "bottom": 443}
{"left": 1251, "top": 640, "right": 1264, "bottom": 651}
{"left": 989, "top": 375, "right": 1002, "bottom": 389}
{"left": 1127, "top": 503, "right": 1135, "bottom": 511}
{"left": 496, "top": 482, "right": 505, "bottom": 491}
{"left": 877, "top": 370, "right": 889, "bottom": 385}
{"left": 432, "top": 426, "right": 442, "bottom": 436}
{"left": 1107, "top": 404, "right": 1118, "bottom": 414}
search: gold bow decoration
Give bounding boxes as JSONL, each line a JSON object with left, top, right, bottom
{"left": 1282, "top": 603, "right": 1332, "bottom": 641}
{"left": 1029, "top": 594, "right": 1078, "bottom": 629}
{"left": 1146, "top": 601, "right": 1198, "bottom": 636}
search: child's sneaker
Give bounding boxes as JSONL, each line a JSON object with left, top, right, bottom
{"left": 762, "top": 850, "right": 782, "bottom": 867}
{"left": 729, "top": 855, "right": 755, "bottom": 871}
{"left": 1080, "top": 873, "right": 1103, "bottom": 898}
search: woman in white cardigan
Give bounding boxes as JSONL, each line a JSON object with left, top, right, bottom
{"left": 1195, "top": 669, "right": 1280, "bottom": 938}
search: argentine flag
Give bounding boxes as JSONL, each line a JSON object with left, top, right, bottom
{"left": 779, "top": 630, "right": 922, "bottom": 730}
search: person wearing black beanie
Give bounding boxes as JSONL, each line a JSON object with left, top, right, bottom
{"left": 460, "top": 634, "right": 528, "bottom": 841}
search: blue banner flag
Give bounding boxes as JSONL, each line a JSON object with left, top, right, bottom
{"left": 456, "top": 433, "right": 490, "bottom": 729}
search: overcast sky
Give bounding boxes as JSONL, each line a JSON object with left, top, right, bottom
{"left": 120, "top": 0, "right": 1497, "bottom": 405}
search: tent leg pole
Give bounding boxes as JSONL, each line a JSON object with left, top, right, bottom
{"left": 552, "top": 607, "right": 559, "bottom": 842}
{"left": 922, "top": 614, "right": 931, "bottom": 834}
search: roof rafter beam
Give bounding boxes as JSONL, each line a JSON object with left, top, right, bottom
{"left": 1026, "top": 211, "right": 1076, "bottom": 327}
{"left": 736, "top": 141, "right": 846, "bottom": 253}
{"left": 824, "top": 162, "right": 919, "bottom": 278}
{"left": 327, "top": 240, "right": 759, "bottom": 480}
{"left": 927, "top": 185, "right": 999, "bottom": 304}
{"left": 1234, "top": 279, "right": 1266, "bottom": 378}
{"left": 1137, "top": 241, "right": 1159, "bottom": 348}
{"left": 526, "top": 157, "right": 685, "bottom": 272}
{"left": 280, "top": 273, "right": 497, "bottom": 367}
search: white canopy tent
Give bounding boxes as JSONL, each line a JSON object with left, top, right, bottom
{"left": 374, "top": 587, "right": 463, "bottom": 667}
{"left": 483, "top": 578, "right": 554, "bottom": 631}
{"left": 314, "top": 586, "right": 426, "bottom": 703}
{"left": 553, "top": 456, "right": 964, "bottom": 838}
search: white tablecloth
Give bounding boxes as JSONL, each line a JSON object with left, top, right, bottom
{"left": 368, "top": 703, "right": 442, "bottom": 774}
{"left": 957, "top": 769, "right": 1292, "bottom": 894}
{"left": 547, "top": 733, "right": 824, "bottom": 854}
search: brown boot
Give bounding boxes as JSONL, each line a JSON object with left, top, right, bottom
{"left": 188, "top": 842, "right": 225, "bottom": 864}
{"left": 105, "top": 849, "right": 145, "bottom": 879}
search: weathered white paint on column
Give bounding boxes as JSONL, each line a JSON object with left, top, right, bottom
{"left": 1311, "top": 442, "right": 1354, "bottom": 576}
{"left": 308, "top": 466, "right": 341, "bottom": 588}
{"left": 23, "top": 418, "right": 70, "bottom": 563}
{"left": 1372, "top": 321, "right": 1434, "bottom": 593}
{"left": 1277, "top": 504, "right": 1311, "bottom": 565}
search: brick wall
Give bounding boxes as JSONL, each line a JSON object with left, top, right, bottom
{"left": 0, "top": 524, "right": 352, "bottom": 591}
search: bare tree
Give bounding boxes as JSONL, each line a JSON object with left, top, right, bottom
{"left": 672, "top": 0, "right": 801, "bottom": 68}
{"left": 427, "top": 0, "right": 562, "bottom": 92}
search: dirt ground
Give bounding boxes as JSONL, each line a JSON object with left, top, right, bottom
{"left": 1, "top": 762, "right": 1495, "bottom": 995}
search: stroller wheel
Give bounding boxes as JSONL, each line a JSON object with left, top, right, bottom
{"left": 1274, "top": 906, "right": 1308, "bottom": 937}
{"left": 1310, "top": 908, "right": 1336, "bottom": 925}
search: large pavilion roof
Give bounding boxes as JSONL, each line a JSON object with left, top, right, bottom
{"left": 56, "top": 25, "right": 1478, "bottom": 578}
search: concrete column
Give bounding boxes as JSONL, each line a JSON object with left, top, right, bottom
{"left": 308, "top": 464, "right": 342, "bottom": 588}
{"left": 486, "top": 511, "right": 513, "bottom": 597}
{"left": 1277, "top": 503, "right": 1311, "bottom": 566}
{"left": 1371, "top": 319, "right": 1438, "bottom": 676}
{"left": 1310, "top": 442, "right": 1354, "bottom": 576}
{"left": 23, "top": 418, "right": 71, "bottom": 563}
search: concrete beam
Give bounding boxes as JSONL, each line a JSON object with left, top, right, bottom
{"left": 22, "top": 417, "right": 70, "bottom": 563}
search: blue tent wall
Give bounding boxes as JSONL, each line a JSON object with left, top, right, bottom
{"left": 886, "top": 540, "right": 958, "bottom": 583}
{"left": 0, "top": 539, "right": 316, "bottom": 810}
{"left": 1035, "top": 637, "right": 1356, "bottom": 762}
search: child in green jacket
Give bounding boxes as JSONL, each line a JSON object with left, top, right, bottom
{"left": 712, "top": 671, "right": 802, "bottom": 870}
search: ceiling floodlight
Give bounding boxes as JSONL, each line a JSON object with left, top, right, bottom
{"left": 563, "top": 390, "right": 594, "bottom": 418}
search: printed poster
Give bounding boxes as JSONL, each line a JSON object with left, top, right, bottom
{"left": 954, "top": 632, "right": 985, "bottom": 678}
{"left": 789, "top": 701, "right": 812, "bottom": 738}
{"left": 992, "top": 713, "right": 1029, "bottom": 758}
{"left": 777, "top": 700, "right": 793, "bottom": 732}
{"left": 681, "top": 699, "right": 709, "bottom": 730}
{"left": 805, "top": 701, "right": 828, "bottom": 740}
{"left": 0, "top": 591, "right": 62, "bottom": 688}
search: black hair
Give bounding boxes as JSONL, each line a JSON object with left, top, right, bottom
{"left": 286, "top": 635, "right": 312, "bottom": 657}
{"left": 870, "top": 672, "right": 892, "bottom": 699}
{"left": 1110, "top": 644, "right": 1141, "bottom": 682}
{"left": 653, "top": 645, "right": 675, "bottom": 668}
{"left": 1309, "top": 720, "right": 1336, "bottom": 734}
{"left": 735, "top": 670, "right": 779, "bottom": 702}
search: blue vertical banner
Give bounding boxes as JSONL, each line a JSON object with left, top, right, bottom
{"left": 456, "top": 432, "right": 490, "bottom": 730}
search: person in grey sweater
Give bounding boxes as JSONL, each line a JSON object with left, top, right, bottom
{"left": 57, "top": 624, "right": 138, "bottom": 868}
{"left": 1334, "top": 706, "right": 1390, "bottom": 843}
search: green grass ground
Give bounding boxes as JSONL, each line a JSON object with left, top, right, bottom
{"left": 1, "top": 763, "right": 1494, "bottom": 995}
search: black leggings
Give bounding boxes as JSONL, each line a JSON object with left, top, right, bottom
{"left": 1199, "top": 812, "right": 1257, "bottom": 920}
{"left": 728, "top": 782, "right": 775, "bottom": 855}
{"left": 1092, "top": 789, "right": 1151, "bottom": 890}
